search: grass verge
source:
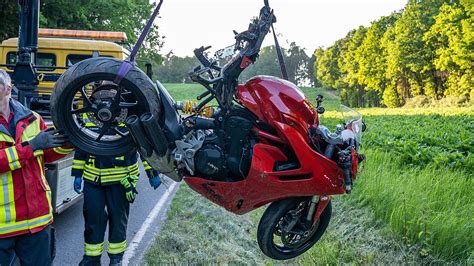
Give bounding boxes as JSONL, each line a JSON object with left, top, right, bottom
{"left": 356, "top": 150, "right": 473, "bottom": 262}
{"left": 143, "top": 183, "right": 434, "bottom": 264}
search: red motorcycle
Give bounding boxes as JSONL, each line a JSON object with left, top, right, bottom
{"left": 51, "top": 0, "right": 365, "bottom": 260}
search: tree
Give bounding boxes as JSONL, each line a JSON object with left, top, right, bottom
{"left": 285, "top": 42, "right": 311, "bottom": 85}
{"left": 0, "top": 0, "right": 18, "bottom": 41}
{"left": 312, "top": 0, "right": 470, "bottom": 107}
{"left": 308, "top": 54, "right": 319, "bottom": 87}
{"left": 357, "top": 13, "right": 400, "bottom": 106}
{"left": 385, "top": 0, "right": 447, "bottom": 103}
{"left": 424, "top": 0, "right": 473, "bottom": 98}
{"left": 155, "top": 52, "right": 198, "bottom": 83}
{"left": 240, "top": 45, "right": 281, "bottom": 82}
{"left": 339, "top": 26, "right": 367, "bottom": 106}
{"left": 240, "top": 43, "right": 312, "bottom": 86}
{"left": 40, "top": 0, "right": 164, "bottom": 66}
{"left": 316, "top": 43, "right": 342, "bottom": 89}
{"left": 0, "top": 0, "right": 164, "bottom": 65}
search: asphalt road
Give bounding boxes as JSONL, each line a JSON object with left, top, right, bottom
{"left": 52, "top": 165, "right": 179, "bottom": 266}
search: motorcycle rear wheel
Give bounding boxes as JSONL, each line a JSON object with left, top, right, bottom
{"left": 257, "top": 198, "right": 332, "bottom": 260}
{"left": 50, "top": 57, "right": 161, "bottom": 156}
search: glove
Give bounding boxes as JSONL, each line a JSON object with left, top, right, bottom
{"left": 73, "top": 177, "right": 82, "bottom": 194}
{"left": 29, "top": 128, "right": 67, "bottom": 151}
{"left": 120, "top": 175, "right": 139, "bottom": 203}
{"left": 148, "top": 175, "right": 161, "bottom": 190}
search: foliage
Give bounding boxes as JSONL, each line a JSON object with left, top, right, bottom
{"left": 0, "top": 0, "right": 163, "bottom": 66}
{"left": 314, "top": 0, "right": 473, "bottom": 107}
{"left": 424, "top": 0, "right": 474, "bottom": 98}
{"left": 239, "top": 43, "right": 312, "bottom": 86}
{"left": 323, "top": 106, "right": 474, "bottom": 171}
{"left": 155, "top": 42, "right": 314, "bottom": 86}
{"left": 0, "top": 0, "right": 18, "bottom": 42}
{"left": 354, "top": 150, "right": 473, "bottom": 262}
{"left": 320, "top": 106, "right": 473, "bottom": 261}
{"left": 144, "top": 185, "right": 437, "bottom": 265}
{"left": 155, "top": 53, "right": 198, "bottom": 83}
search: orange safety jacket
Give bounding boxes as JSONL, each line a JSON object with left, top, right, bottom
{"left": 0, "top": 99, "right": 73, "bottom": 238}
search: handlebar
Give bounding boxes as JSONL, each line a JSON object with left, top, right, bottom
{"left": 194, "top": 46, "right": 212, "bottom": 67}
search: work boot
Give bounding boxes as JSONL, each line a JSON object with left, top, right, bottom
{"left": 109, "top": 258, "right": 122, "bottom": 266}
{"left": 79, "top": 257, "right": 101, "bottom": 266}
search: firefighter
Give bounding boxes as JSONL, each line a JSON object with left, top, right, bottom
{"left": 72, "top": 144, "right": 161, "bottom": 265}
{"left": 0, "top": 69, "right": 73, "bottom": 265}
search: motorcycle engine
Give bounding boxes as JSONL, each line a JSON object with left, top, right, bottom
{"left": 194, "top": 135, "right": 227, "bottom": 178}
{"left": 194, "top": 144, "right": 225, "bottom": 178}
{"left": 174, "top": 130, "right": 227, "bottom": 179}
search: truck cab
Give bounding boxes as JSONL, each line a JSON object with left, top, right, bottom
{"left": 0, "top": 28, "right": 129, "bottom": 116}
{"left": 0, "top": 28, "right": 129, "bottom": 213}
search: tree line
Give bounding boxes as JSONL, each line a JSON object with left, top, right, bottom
{"left": 314, "top": 0, "right": 473, "bottom": 107}
{"left": 0, "top": 0, "right": 163, "bottom": 67}
{"left": 156, "top": 42, "right": 316, "bottom": 87}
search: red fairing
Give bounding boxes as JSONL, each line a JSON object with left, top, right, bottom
{"left": 351, "top": 148, "right": 358, "bottom": 178}
{"left": 184, "top": 122, "right": 345, "bottom": 215}
{"left": 236, "top": 76, "right": 319, "bottom": 141}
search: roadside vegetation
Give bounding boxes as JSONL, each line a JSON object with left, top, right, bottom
{"left": 314, "top": 0, "right": 472, "bottom": 108}
{"left": 144, "top": 84, "right": 473, "bottom": 264}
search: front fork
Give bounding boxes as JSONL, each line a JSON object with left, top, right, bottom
{"left": 338, "top": 148, "right": 354, "bottom": 193}
{"left": 306, "top": 195, "right": 331, "bottom": 227}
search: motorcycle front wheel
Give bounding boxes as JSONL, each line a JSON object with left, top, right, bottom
{"left": 257, "top": 198, "right": 332, "bottom": 260}
{"left": 51, "top": 57, "right": 161, "bottom": 156}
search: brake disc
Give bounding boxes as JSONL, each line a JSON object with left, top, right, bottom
{"left": 87, "top": 86, "right": 128, "bottom": 128}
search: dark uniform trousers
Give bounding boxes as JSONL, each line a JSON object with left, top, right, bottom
{"left": 73, "top": 150, "right": 154, "bottom": 262}
{"left": 83, "top": 182, "right": 129, "bottom": 262}
{"left": 0, "top": 225, "right": 54, "bottom": 266}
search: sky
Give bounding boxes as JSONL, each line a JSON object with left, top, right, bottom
{"left": 156, "top": 0, "right": 407, "bottom": 57}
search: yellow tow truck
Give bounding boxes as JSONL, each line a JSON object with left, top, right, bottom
{"left": 0, "top": 28, "right": 129, "bottom": 213}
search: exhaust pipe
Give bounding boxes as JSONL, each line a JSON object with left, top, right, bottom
{"left": 125, "top": 115, "right": 153, "bottom": 157}
{"left": 126, "top": 113, "right": 182, "bottom": 182}
{"left": 140, "top": 112, "right": 168, "bottom": 157}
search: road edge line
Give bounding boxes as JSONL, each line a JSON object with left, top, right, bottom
{"left": 123, "top": 182, "right": 179, "bottom": 265}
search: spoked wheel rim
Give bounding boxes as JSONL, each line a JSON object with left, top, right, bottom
{"left": 59, "top": 76, "right": 151, "bottom": 152}
{"left": 272, "top": 202, "right": 320, "bottom": 254}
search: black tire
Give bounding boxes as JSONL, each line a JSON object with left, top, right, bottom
{"left": 257, "top": 198, "right": 332, "bottom": 260}
{"left": 51, "top": 57, "right": 161, "bottom": 156}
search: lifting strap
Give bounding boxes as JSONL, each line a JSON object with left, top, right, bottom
{"left": 271, "top": 23, "right": 288, "bottom": 81}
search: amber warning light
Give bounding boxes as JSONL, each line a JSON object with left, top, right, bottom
{"left": 38, "top": 28, "right": 128, "bottom": 42}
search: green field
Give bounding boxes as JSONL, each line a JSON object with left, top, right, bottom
{"left": 144, "top": 84, "right": 473, "bottom": 264}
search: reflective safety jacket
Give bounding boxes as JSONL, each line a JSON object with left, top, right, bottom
{"left": 72, "top": 149, "right": 155, "bottom": 185}
{"left": 0, "top": 99, "right": 73, "bottom": 238}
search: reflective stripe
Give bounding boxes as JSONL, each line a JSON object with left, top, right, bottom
{"left": 81, "top": 161, "right": 139, "bottom": 183}
{"left": 5, "top": 147, "right": 20, "bottom": 171}
{"left": 72, "top": 159, "right": 85, "bottom": 169}
{"left": 84, "top": 164, "right": 139, "bottom": 175}
{"left": 21, "top": 113, "right": 41, "bottom": 142}
{"left": 1, "top": 173, "right": 12, "bottom": 223}
{"left": 85, "top": 250, "right": 102, "bottom": 256}
{"left": 142, "top": 161, "right": 152, "bottom": 170}
{"left": 83, "top": 168, "right": 139, "bottom": 178}
{"left": 83, "top": 171, "right": 139, "bottom": 184}
{"left": 0, "top": 214, "right": 52, "bottom": 235}
{"left": 86, "top": 243, "right": 104, "bottom": 250}
{"left": 107, "top": 240, "right": 126, "bottom": 254}
{"left": 33, "top": 150, "right": 44, "bottom": 157}
{"left": 85, "top": 242, "right": 104, "bottom": 256}
{"left": 53, "top": 146, "right": 73, "bottom": 155}
{"left": 0, "top": 133, "right": 14, "bottom": 142}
